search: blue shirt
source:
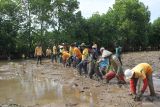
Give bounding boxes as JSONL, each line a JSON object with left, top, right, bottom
{"left": 99, "top": 58, "right": 109, "bottom": 68}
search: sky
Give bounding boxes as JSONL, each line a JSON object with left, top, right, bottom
{"left": 77, "top": 0, "right": 160, "bottom": 22}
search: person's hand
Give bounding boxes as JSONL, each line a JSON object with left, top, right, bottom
{"left": 132, "top": 94, "right": 136, "bottom": 99}
{"left": 128, "top": 93, "right": 136, "bottom": 98}
{"left": 134, "top": 92, "right": 143, "bottom": 101}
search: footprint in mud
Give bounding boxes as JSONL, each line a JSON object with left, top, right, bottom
{"left": 65, "top": 103, "right": 78, "bottom": 107}
{"left": 0, "top": 104, "right": 23, "bottom": 107}
{"left": 80, "top": 90, "right": 85, "bottom": 93}
{"left": 83, "top": 86, "right": 90, "bottom": 90}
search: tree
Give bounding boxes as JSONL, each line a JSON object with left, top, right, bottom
{"left": 110, "top": 0, "right": 150, "bottom": 51}
{"left": 50, "top": 0, "right": 79, "bottom": 42}
{"left": 0, "top": 0, "right": 21, "bottom": 57}
{"left": 149, "top": 17, "right": 160, "bottom": 50}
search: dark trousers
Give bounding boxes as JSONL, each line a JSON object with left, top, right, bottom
{"left": 37, "top": 55, "right": 42, "bottom": 64}
{"left": 77, "top": 60, "right": 88, "bottom": 75}
{"left": 89, "top": 60, "right": 96, "bottom": 79}
{"left": 51, "top": 54, "right": 57, "bottom": 63}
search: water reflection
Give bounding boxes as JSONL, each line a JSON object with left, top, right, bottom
{"left": 0, "top": 61, "right": 97, "bottom": 107}
{"left": 0, "top": 74, "right": 94, "bottom": 107}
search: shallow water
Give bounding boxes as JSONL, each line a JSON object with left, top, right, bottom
{"left": 0, "top": 79, "right": 95, "bottom": 107}
{"left": 0, "top": 61, "right": 96, "bottom": 107}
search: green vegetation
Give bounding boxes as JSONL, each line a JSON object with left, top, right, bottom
{"left": 0, "top": 0, "right": 160, "bottom": 59}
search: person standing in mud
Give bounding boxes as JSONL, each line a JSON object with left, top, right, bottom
{"left": 46, "top": 47, "right": 52, "bottom": 59}
{"left": 72, "top": 43, "right": 82, "bottom": 68}
{"left": 51, "top": 44, "right": 58, "bottom": 63}
{"left": 89, "top": 44, "right": 98, "bottom": 79}
{"left": 77, "top": 43, "right": 89, "bottom": 75}
{"left": 124, "top": 63, "right": 156, "bottom": 101}
{"left": 34, "top": 44, "right": 43, "bottom": 65}
{"left": 62, "top": 48, "right": 70, "bottom": 67}
{"left": 115, "top": 45, "right": 122, "bottom": 65}
{"left": 67, "top": 43, "right": 75, "bottom": 67}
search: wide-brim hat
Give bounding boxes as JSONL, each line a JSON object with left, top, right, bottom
{"left": 80, "top": 43, "right": 86, "bottom": 47}
{"left": 102, "top": 50, "right": 112, "bottom": 58}
{"left": 59, "top": 45, "right": 63, "bottom": 49}
{"left": 92, "top": 44, "right": 97, "bottom": 48}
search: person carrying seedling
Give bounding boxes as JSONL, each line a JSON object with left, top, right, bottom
{"left": 124, "top": 63, "right": 156, "bottom": 101}
{"left": 103, "top": 54, "right": 126, "bottom": 84}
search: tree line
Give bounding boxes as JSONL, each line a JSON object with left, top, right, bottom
{"left": 0, "top": 0, "right": 160, "bottom": 59}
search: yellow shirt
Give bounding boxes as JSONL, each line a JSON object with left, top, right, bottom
{"left": 82, "top": 48, "right": 88, "bottom": 61}
{"left": 35, "top": 46, "right": 43, "bottom": 56}
{"left": 53, "top": 46, "right": 57, "bottom": 54}
{"left": 46, "top": 49, "right": 51, "bottom": 56}
{"left": 132, "top": 63, "right": 152, "bottom": 79}
{"left": 69, "top": 46, "right": 74, "bottom": 56}
{"left": 73, "top": 47, "right": 82, "bottom": 59}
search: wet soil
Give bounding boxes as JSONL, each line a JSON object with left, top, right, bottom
{"left": 0, "top": 51, "right": 160, "bottom": 107}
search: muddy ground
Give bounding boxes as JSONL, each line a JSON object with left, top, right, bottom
{"left": 0, "top": 51, "right": 160, "bottom": 107}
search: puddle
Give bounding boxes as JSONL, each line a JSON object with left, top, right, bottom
{"left": 0, "top": 78, "right": 96, "bottom": 107}
{"left": 0, "top": 61, "right": 97, "bottom": 107}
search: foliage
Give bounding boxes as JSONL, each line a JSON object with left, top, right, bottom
{"left": 0, "top": 0, "right": 159, "bottom": 59}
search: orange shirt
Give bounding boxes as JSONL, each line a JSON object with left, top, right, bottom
{"left": 132, "top": 63, "right": 152, "bottom": 79}
{"left": 73, "top": 47, "right": 82, "bottom": 59}
{"left": 62, "top": 51, "right": 70, "bottom": 60}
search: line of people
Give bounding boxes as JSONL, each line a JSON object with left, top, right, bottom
{"left": 34, "top": 42, "right": 156, "bottom": 101}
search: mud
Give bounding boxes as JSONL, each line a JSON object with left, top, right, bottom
{"left": 0, "top": 51, "right": 160, "bottom": 107}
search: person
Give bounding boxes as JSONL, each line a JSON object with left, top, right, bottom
{"left": 115, "top": 45, "right": 122, "bottom": 65}
{"left": 51, "top": 45, "right": 57, "bottom": 63}
{"left": 77, "top": 43, "right": 89, "bottom": 75}
{"left": 95, "top": 47, "right": 111, "bottom": 80}
{"left": 67, "top": 44, "right": 75, "bottom": 67}
{"left": 124, "top": 63, "right": 156, "bottom": 101}
{"left": 62, "top": 48, "right": 70, "bottom": 67}
{"left": 58, "top": 45, "right": 64, "bottom": 63}
{"left": 34, "top": 44, "right": 43, "bottom": 65}
{"left": 46, "top": 47, "right": 52, "bottom": 58}
{"left": 89, "top": 44, "right": 99, "bottom": 79}
{"left": 72, "top": 43, "right": 82, "bottom": 67}
{"left": 103, "top": 54, "right": 126, "bottom": 84}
